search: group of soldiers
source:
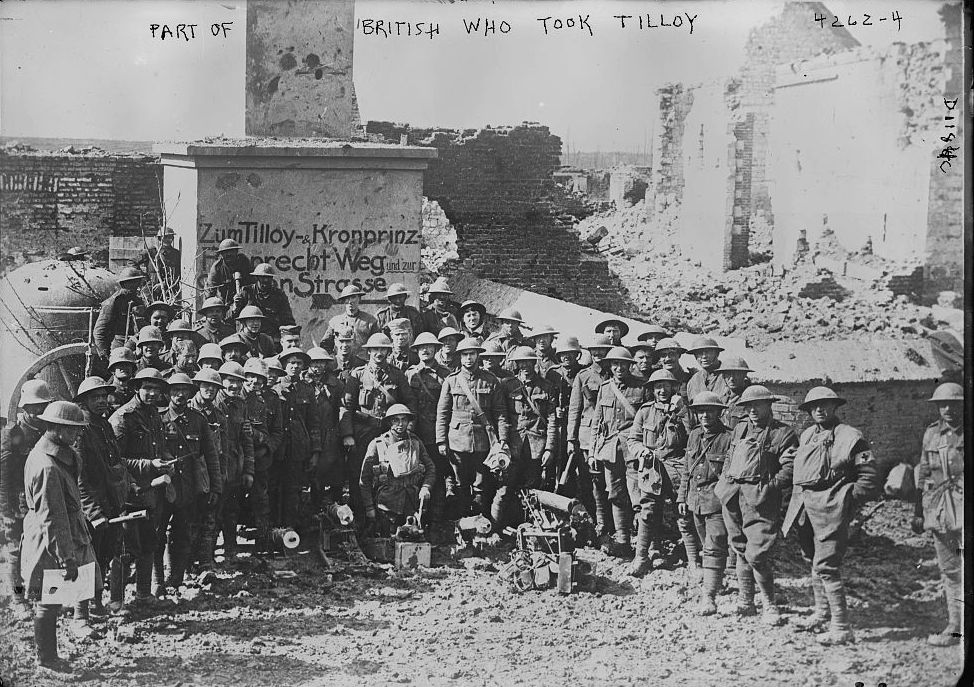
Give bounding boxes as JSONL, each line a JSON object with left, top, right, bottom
{"left": 0, "top": 239, "right": 965, "bottom": 675}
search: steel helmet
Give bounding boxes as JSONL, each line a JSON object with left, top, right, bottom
{"left": 219, "top": 334, "right": 248, "bottom": 350}
{"left": 437, "top": 327, "right": 463, "bottom": 342}
{"left": 647, "top": 370, "right": 679, "bottom": 386}
{"left": 604, "top": 347, "right": 634, "bottom": 363}
{"left": 166, "top": 319, "right": 202, "bottom": 341}
{"left": 73, "top": 376, "right": 114, "bottom": 401}
{"left": 236, "top": 305, "right": 266, "bottom": 321}
{"left": 386, "top": 282, "right": 410, "bottom": 298}
{"left": 19, "top": 379, "right": 56, "bottom": 406}
{"left": 337, "top": 284, "right": 364, "bottom": 300}
{"left": 218, "top": 361, "right": 247, "bottom": 381}
{"left": 738, "top": 385, "right": 777, "bottom": 405}
{"left": 556, "top": 336, "right": 582, "bottom": 355}
{"left": 37, "top": 401, "right": 88, "bottom": 427}
{"left": 637, "top": 325, "right": 671, "bottom": 341}
{"left": 687, "top": 336, "right": 724, "bottom": 353}
{"left": 456, "top": 337, "right": 485, "bottom": 353}
{"left": 197, "top": 296, "right": 226, "bottom": 314}
{"left": 459, "top": 299, "right": 486, "bottom": 317}
{"left": 264, "top": 356, "right": 285, "bottom": 374}
{"left": 167, "top": 373, "right": 196, "bottom": 389}
{"left": 362, "top": 333, "right": 393, "bottom": 349}
{"left": 595, "top": 318, "right": 630, "bottom": 339}
{"left": 156, "top": 226, "right": 176, "bottom": 239}
{"left": 411, "top": 332, "right": 442, "bottom": 349}
{"left": 426, "top": 277, "right": 453, "bottom": 296}
{"left": 480, "top": 340, "right": 507, "bottom": 358}
{"left": 524, "top": 324, "right": 559, "bottom": 340}
{"left": 243, "top": 357, "right": 270, "bottom": 379}
{"left": 251, "top": 263, "right": 276, "bottom": 278}
{"left": 690, "top": 391, "right": 728, "bottom": 410}
{"left": 306, "top": 347, "right": 335, "bottom": 362}
{"left": 216, "top": 239, "right": 241, "bottom": 252}
{"left": 146, "top": 300, "right": 175, "bottom": 317}
{"left": 495, "top": 308, "right": 524, "bottom": 324}
{"left": 193, "top": 368, "right": 223, "bottom": 387}
{"left": 198, "top": 343, "right": 223, "bottom": 362}
{"left": 586, "top": 334, "right": 613, "bottom": 351}
{"left": 799, "top": 386, "right": 846, "bottom": 410}
{"left": 334, "top": 327, "right": 354, "bottom": 342}
{"left": 108, "top": 347, "right": 138, "bottom": 369}
{"left": 717, "top": 356, "right": 752, "bottom": 373}
{"left": 628, "top": 341, "right": 655, "bottom": 352}
{"left": 117, "top": 267, "right": 146, "bottom": 284}
{"left": 279, "top": 347, "right": 311, "bottom": 365}
{"left": 133, "top": 368, "right": 169, "bottom": 388}
{"left": 384, "top": 403, "right": 415, "bottom": 420}
{"left": 136, "top": 326, "right": 165, "bottom": 346}
{"left": 509, "top": 346, "right": 538, "bottom": 362}
{"left": 928, "top": 382, "right": 963, "bottom": 403}
{"left": 654, "top": 338, "right": 687, "bottom": 353}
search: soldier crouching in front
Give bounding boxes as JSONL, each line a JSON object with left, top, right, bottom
{"left": 360, "top": 405, "right": 436, "bottom": 535}
{"left": 435, "top": 337, "right": 513, "bottom": 529}
{"left": 678, "top": 392, "right": 733, "bottom": 615}
{"left": 783, "top": 386, "right": 878, "bottom": 645}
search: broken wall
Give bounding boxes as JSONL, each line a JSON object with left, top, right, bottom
{"left": 0, "top": 150, "right": 163, "bottom": 273}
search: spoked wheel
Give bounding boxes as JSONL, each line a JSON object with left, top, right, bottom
{"left": 6, "top": 343, "right": 90, "bottom": 420}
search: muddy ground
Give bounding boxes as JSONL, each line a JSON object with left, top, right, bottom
{"left": 1, "top": 500, "right": 965, "bottom": 687}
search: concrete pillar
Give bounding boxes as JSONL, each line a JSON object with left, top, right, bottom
{"left": 155, "top": 141, "right": 435, "bottom": 344}
{"left": 246, "top": 0, "right": 358, "bottom": 138}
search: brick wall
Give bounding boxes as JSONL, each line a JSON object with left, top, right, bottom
{"left": 0, "top": 150, "right": 163, "bottom": 273}
{"left": 767, "top": 379, "right": 940, "bottom": 469}
{"left": 366, "top": 122, "right": 633, "bottom": 313}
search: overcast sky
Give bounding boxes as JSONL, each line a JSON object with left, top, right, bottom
{"left": 0, "top": 0, "right": 949, "bottom": 150}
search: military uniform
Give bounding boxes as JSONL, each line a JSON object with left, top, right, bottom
{"left": 406, "top": 361, "right": 452, "bottom": 518}
{"left": 334, "top": 352, "right": 367, "bottom": 374}
{"left": 592, "top": 376, "right": 652, "bottom": 547}
{"left": 422, "top": 308, "right": 459, "bottom": 337}
{"left": 108, "top": 379, "right": 135, "bottom": 415}
{"left": 434, "top": 349, "right": 459, "bottom": 372}
{"left": 508, "top": 372, "right": 558, "bottom": 490}
{"left": 156, "top": 403, "right": 221, "bottom": 588}
{"left": 93, "top": 289, "right": 145, "bottom": 357}
{"left": 722, "top": 388, "right": 750, "bottom": 430}
{"left": 244, "top": 386, "right": 283, "bottom": 549}
{"left": 230, "top": 284, "right": 295, "bottom": 340}
{"left": 460, "top": 321, "right": 492, "bottom": 340}
{"left": 0, "top": 414, "right": 44, "bottom": 602}
{"left": 343, "top": 364, "right": 416, "bottom": 521}
{"left": 109, "top": 396, "right": 168, "bottom": 597}
{"left": 377, "top": 303, "right": 425, "bottom": 339}
{"left": 206, "top": 253, "right": 252, "bottom": 303}
{"left": 535, "top": 352, "right": 560, "bottom": 379}
{"left": 435, "top": 367, "right": 512, "bottom": 523}
{"left": 239, "top": 330, "right": 277, "bottom": 359}
{"left": 212, "top": 392, "right": 254, "bottom": 556}
{"left": 188, "top": 394, "right": 228, "bottom": 569}
{"left": 716, "top": 417, "right": 797, "bottom": 609}
{"left": 567, "top": 362, "right": 613, "bottom": 537}
{"left": 679, "top": 420, "right": 733, "bottom": 576}
{"left": 545, "top": 363, "right": 583, "bottom": 498}
{"left": 686, "top": 367, "right": 731, "bottom": 428}
{"left": 309, "top": 373, "right": 353, "bottom": 510}
{"left": 322, "top": 311, "right": 379, "bottom": 358}
{"left": 76, "top": 408, "right": 130, "bottom": 609}
{"left": 195, "top": 320, "right": 235, "bottom": 346}
{"left": 273, "top": 376, "right": 322, "bottom": 528}
{"left": 389, "top": 348, "right": 419, "bottom": 373}
{"left": 360, "top": 430, "right": 436, "bottom": 529}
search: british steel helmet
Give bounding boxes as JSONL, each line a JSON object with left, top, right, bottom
{"left": 495, "top": 308, "right": 524, "bottom": 324}
{"left": 306, "top": 347, "right": 334, "bottom": 362}
{"left": 167, "top": 373, "right": 196, "bottom": 390}
{"left": 117, "top": 266, "right": 145, "bottom": 284}
{"left": 337, "top": 284, "right": 365, "bottom": 300}
{"left": 456, "top": 337, "right": 485, "bottom": 353}
{"left": 133, "top": 368, "right": 169, "bottom": 388}
{"left": 73, "top": 376, "right": 114, "bottom": 401}
{"left": 156, "top": 226, "right": 176, "bottom": 239}
{"left": 928, "top": 382, "right": 963, "bottom": 403}
{"left": 436, "top": 327, "right": 463, "bottom": 342}
{"left": 217, "top": 239, "right": 241, "bottom": 252}
{"left": 264, "top": 356, "right": 285, "bottom": 375}
{"left": 426, "top": 277, "right": 453, "bottom": 296}
{"left": 236, "top": 305, "right": 266, "bottom": 321}
{"left": 243, "top": 357, "right": 270, "bottom": 378}
{"left": 198, "top": 343, "right": 223, "bottom": 363}
{"left": 798, "top": 386, "right": 846, "bottom": 410}
{"left": 687, "top": 336, "right": 724, "bottom": 353}
{"left": 690, "top": 391, "right": 727, "bottom": 410}
{"left": 38, "top": 401, "right": 88, "bottom": 426}
{"left": 647, "top": 369, "right": 678, "bottom": 386}
{"left": 738, "top": 385, "right": 777, "bottom": 405}
{"left": 386, "top": 282, "right": 410, "bottom": 298}
{"left": 654, "top": 338, "right": 686, "bottom": 353}
{"left": 136, "top": 326, "right": 165, "bottom": 345}
{"left": 480, "top": 340, "right": 507, "bottom": 358}
{"left": 411, "top": 332, "right": 442, "bottom": 349}
{"left": 586, "top": 334, "right": 613, "bottom": 351}
{"left": 218, "top": 361, "right": 247, "bottom": 381}
{"left": 595, "top": 318, "right": 630, "bottom": 339}
{"left": 384, "top": 403, "right": 415, "bottom": 420}
{"left": 19, "top": 379, "right": 56, "bottom": 406}
{"left": 637, "top": 325, "right": 671, "bottom": 341}
{"left": 460, "top": 299, "right": 486, "bottom": 317}
{"left": 193, "top": 369, "right": 223, "bottom": 387}
{"left": 603, "top": 346, "right": 634, "bottom": 363}
{"left": 108, "top": 347, "right": 138, "bottom": 369}
{"left": 556, "top": 336, "right": 582, "bottom": 355}
{"left": 509, "top": 346, "right": 538, "bottom": 362}
{"left": 524, "top": 324, "right": 559, "bottom": 340}
{"left": 197, "top": 296, "right": 226, "bottom": 313}
{"left": 362, "top": 333, "right": 393, "bottom": 349}
{"left": 717, "top": 356, "right": 752, "bottom": 373}
{"left": 219, "top": 334, "right": 248, "bottom": 350}
{"left": 251, "top": 263, "right": 276, "bottom": 278}
{"left": 279, "top": 347, "right": 310, "bottom": 365}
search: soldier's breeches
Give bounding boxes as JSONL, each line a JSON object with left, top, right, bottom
{"left": 932, "top": 529, "right": 963, "bottom": 628}
{"left": 692, "top": 511, "right": 728, "bottom": 570}
{"left": 604, "top": 455, "right": 633, "bottom": 541}
{"left": 89, "top": 523, "right": 122, "bottom": 595}
{"left": 451, "top": 451, "right": 487, "bottom": 517}
{"left": 1, "top": 515, "right": 24, "bottom": 596}
{"left": 723, "top": 492, "right": 778, "bottom": 574}
{"left": 795, "top": 513, "right": 848, "bottom": 581}
{"left": 157, "top": 497, "right": 199, "bottom": 584}
{"left": 123, "top": 513, "right": 157, "bottom": 594}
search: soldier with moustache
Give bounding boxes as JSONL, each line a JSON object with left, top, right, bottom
{"left": 435, "top": 327, "right": 463, "bottom": 372}
{"left": 333, "top": 327, "right": 367, "bottom": 374}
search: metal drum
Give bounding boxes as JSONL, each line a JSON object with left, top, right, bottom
{"left": 0, "top": 257, "right": 117, "bottom": 422}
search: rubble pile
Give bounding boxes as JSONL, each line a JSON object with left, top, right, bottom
{"left": 576, "top": 203, "right": 938, "bottom": 349}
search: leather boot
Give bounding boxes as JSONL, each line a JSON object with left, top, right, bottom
{"left": 34, "top": 604, "right": 71, "bottom": 674}
{"left": 135, "top": 556, "right": 153, "bottom": 599}
{"left": 697, "top": 567, "right": 723, "bottom": 616}
{"left": 629, "top": 518, "right": 653, "bottom": 577}
{"left": 734, "top": 558, "right": 757, "bottom": 616}
{"left": 152, "top": 544, "right": 167, "bottom": 596}
{"left": 166, "top": 551, "right": 186, "bottom": 589}
{"left": 817, "top": 577, "right": 854, "bottom": 645}
{"left": 753, "top": 567, "right": 783, "bottom": 626}
{"left": 794, "top": 572, "right": 830, "bottom": 631}
{"left": 109, "top": 556, "right": 126, "bottom": 606}
{"left": 928, "top": 572, "right": 963, "bottom": 646}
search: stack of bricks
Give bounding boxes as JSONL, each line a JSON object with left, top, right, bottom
{"left": 366, "top": 121, "right": 631, "bottom": 313}
{"left": 0, "top": 149, "right": 163, "bottom": 273}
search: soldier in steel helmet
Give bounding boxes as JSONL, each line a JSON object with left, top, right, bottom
{"left": 241, "top": 358, "right": 284, "bottom": 554}
{"left": 435, "top": 326, "right": 463, "bottom": 372}
{"left": 205, "top": 239, "right": 252, "bottom": 304}
{"left": 188, "top": 368, "right": 229, "bottom": 575}
{"left": 627, "top": 369, "right": 691, "bottom": 577}
{"left": 523, "top": 325, "right": 560, "bottom": 378}
{"left": 507, "top": 346, "right": 559, "bottom": 492}
{"left": 194, "top": 296, "right": 235, "bottom": 345}
{"left": 716, "top": 356, "right": 753, "bottom": 430}
{"left": 93, "top": 267, "right": 146, "bottom": 358}
{"left": 595, "top": 318, "right": 629, "bottom": 348}
{"left": 134, "top": 326, "right": 167, "bottom": 373}
{"left": 783, "top": 386, "right": 878, "bottom": 645}
{"left": 1, "top": 380, "right": 55, "bottom": 620}
{"left": 212, "top": 362, "right": 255, "bottom": 560}
{"left": 484, "top": 308, "right": 525, "bottom": 359}
{"left": 678, "top": 391, "right": 734, "bottom": 615}
{"left": 459, "top": 299, "right": 492, "bottom": 340}
{"left": 236, "top": 305, "right": 277, "bottom": 359}
{"left": 304, "top": 348, "right": 352, "bottom": 520}
{"left": 714, "top": 384, "right": 797, "bottom": 625}
{"left": 422, "top": 277, "right": 460, "bottom": 336}
{"left": 910, "top": 382, "right": 964, "bottom": 646}
{"left": 360, "top": 405, "right": 436, "bottom": 536}
{"left": 406, "top": 332, "right": 452, "bottom": 520}
{"left": 106, "top": 347, "right": 138, "bottom": 413}
{"left": 20, "top": 401, "right": 95, "bottom": 676}
{"left": 685, "top": 337, "right": 731, "bottom": 408}
{"left": 376, "top": 282, "right": 425, "bottom": 339}
{"left": 321, "top": 284, "right": 379, "bottom": 357}
{"left": 131, "top": 226, "right": 181, "bottom": 301}
{"left": 629, "top": 341, "right": 655, "bottom": 386}
{"left": 654, "top": 338, "right": 693, "bottom": 403}
{"left": 229, "top": 263, "right": 295, "bottom": 346}
{"left": 546, "top": 336, "right": 586, "bottom": 504}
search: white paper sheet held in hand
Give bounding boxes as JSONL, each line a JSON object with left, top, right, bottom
{"left": 42, "top": 562, "right": 96, "bottom": 605}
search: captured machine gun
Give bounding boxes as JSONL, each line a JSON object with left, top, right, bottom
{"left": 498, "top": 489, "right": 595, "bottom": 594}
{"left": 315, "top": 501, "right": 370, "bottom": 567}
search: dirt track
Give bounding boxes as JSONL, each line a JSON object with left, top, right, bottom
{"left": 0, "top": 500, "right": 964, "bottom": 687}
